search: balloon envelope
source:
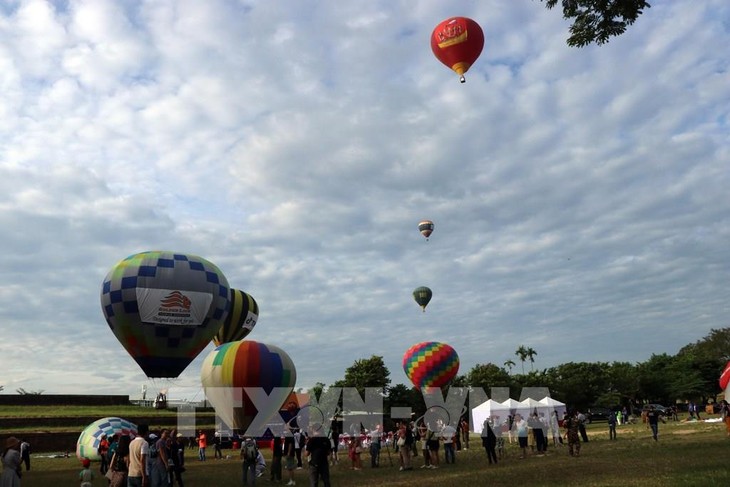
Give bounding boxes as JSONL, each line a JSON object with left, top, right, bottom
{"left": 101, "top": 251, "right": 230, "bottom": 378}
{"left": 213, "top": 289, "right": 260, "bottom": 346}
{"left": 76, "top": 417, "right": 137, "bottom": 461}
{"left": 413, "top": 286, "right": 433, "bottom": 311}
{"left": 431, "top": 17, "right": 484, "bottom": 82}
{"left": 201, "top": 340, "right": 297, "bottom": 433}
{"left": 403, "top": 341, "right": 460, "bottom": 389}
{"left": 418, "top": 220, "right": 434, "bottom": 240}
{"left": 720, "top": 361, "right": 730, "bottom": 391}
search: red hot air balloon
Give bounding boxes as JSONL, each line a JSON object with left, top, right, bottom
{"left": 720, "top": 361, "right": 730, "bottom": 394}
{"left": 431, "top": 17, "right": 484, "bottom": 83}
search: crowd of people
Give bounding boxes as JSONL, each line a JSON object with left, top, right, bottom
{"left": 3, "top": 400, "right": 730, "bottom": 486}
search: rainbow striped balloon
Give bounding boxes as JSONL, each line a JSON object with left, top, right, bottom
{"left": 403, "top": 341, "right": 460, "bottom": 389}
{"left": 201, "top": 340, "right": 296, "bottom": 431}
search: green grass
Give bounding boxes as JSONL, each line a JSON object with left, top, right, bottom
{"left": 16, "top": 419, "right": 730, "bottom": 487}
{"left": 0, "top": 405, "right": 212, "bottom": 418}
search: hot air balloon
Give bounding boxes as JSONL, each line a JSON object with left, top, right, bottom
{"left": 77, "top": 417, "right": 137, "bottom": 461}
{"left": 418, "top": 220, "right": 434, "bottom": 241}
{"left": 101, "top": 251, "right": 230, "bottom": 378}
{"left": 213, "top": 289, "right": 260, "bottom": 346}
{"left": 403, "top": 341, "right": 460, "bottom": 390}
{"left": 413, "top": 286, "right": 432, "bottom": 312}
{"left": 720, "top": 361, "right": 730, "bottom": 395}
{"left": 431, "top": 16, "right": 484, "bottom": 83}
{"left": 201, "top": 340, "right": 297, "bottom": 434}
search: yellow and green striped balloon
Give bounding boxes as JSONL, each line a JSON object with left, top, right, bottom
{"left": 213, "top": 289, "right": 259, "bottom": 346}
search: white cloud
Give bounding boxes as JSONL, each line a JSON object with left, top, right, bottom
{"left": 0, "top": 0, "right": 728, "bottom": 399}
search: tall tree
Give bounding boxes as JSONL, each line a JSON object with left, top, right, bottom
{"left": 515, "top": 345, "right": 529, "bottom": 374}
{"left": 541, "top": 0, "right": 651, "bottom": 47}
{"left": 503, "top": 360, "right": 516, "bottom": 375}
{"left": 333, "top": 355, "right": 392, "bottom": 396}
{"left": 466, "top": 363, "right": 512, "bottom": 392}
{"left": 526, "top": 347, "right": 538, "bottom": 371}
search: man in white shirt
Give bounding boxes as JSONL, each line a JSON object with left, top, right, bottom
{"left": 128, "top": 424, "right": 150, "bottom": 487}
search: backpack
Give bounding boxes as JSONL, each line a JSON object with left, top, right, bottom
{"left": 148, "top": 440, "right": 159, "bottom": 459}
{"left": 243, "top": 441, "right": 258, "bottom": 462}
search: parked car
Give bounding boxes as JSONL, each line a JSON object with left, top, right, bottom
{"left": 585, "top": 407, "right": 613, "bottom": 423}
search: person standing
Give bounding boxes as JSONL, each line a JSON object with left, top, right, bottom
{"left": 460, "top": 418, "right": 470, "bottom": 450}
{"left": 293, "top": 430, "right": 303, "bottom": 469}
{"left": 79, "top": 458, "right": 95, "bottom": 487}
{"left": 563, "top": 411, "right": 581, "bottom": 457}
{"left": 284, "top": 432, "right": 297, "bottom": 486}
{"left": 481, "top": 419, "right": 497, "bottom": 465}
{"left": 1, "top": 437, "right": 22, "bottom": 487}
{"left": 513, "top": 414, "right": 529, "bottom": 459}
{"left": 196, "top": 430, "right": 207, "bottom": 462}
{"left": 128, "top": 424, "right": 150, "bottom": 487}
{"left": 240, "top": 438, "right": 259, "bottom": 486}
{"left": 149, "top": 429, "right": 170, "bottom": 487}
{"left": 306, "top": 426, "right": 331, "bottom": 487}
{"left": 213, "top": 435, "right": 222, "bottom": 460}
{"left": 270, "top": 436, "right": 283, "bottom": 483}
{"left": 396, "top": 424, "right": 412, "bottom": 471}
{"left": 576, "top": 411, "right": 589, "bottom": 442}
{"left": 369, "top": 425, "right": 381, "bottom": 468}
{"left": 108, "top": 435, "right": 130, "bottom": 487}
{"left": 18, "top": 440, "right": 29, "bottom": 472}
{"left": 168, "top": 433, "right": 185, "bottom": 487}
{"left": 646, "top": 406, "right": 665, "bottom": 441}
{"left": 440, "top": 423, "right": 456, "bottom": 464}
{"left": 608, "top": 411, "right": 617, "bottom": 440}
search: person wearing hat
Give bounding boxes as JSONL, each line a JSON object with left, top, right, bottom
{"left": 79, "top": 458, "right": 94, "bottom": 487}
{"left": 1, "top": 436, "right": 22, "bottom": 486}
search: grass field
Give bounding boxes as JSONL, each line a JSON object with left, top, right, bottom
{"left": 13, "top": 418, "right": 730, "bottom": 487}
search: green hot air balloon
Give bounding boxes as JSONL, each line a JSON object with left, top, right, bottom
{"left": 213, "top": 288, "right": 260, "bottom": 346}
{"left": 413, "top": 286, "right": 432, "bottom": 312}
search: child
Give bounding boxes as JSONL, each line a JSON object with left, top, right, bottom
{"left": 79, "top": 458, "right": 94, "bottom": 487}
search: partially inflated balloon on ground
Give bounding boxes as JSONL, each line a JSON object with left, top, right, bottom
{"left": 101, "top": 251, "right": 230, "bottom": 378}
{"left": 403, "top": 341, "right": 460, "bottom": 389}
{"left": 76, "top": 417, "right": 137, "bottom": 461}
{"left": 201, "top": 340, "right": 297, "bottom": 433}
{"left": 213, "top": 289, "right": 260, "bottom": 346}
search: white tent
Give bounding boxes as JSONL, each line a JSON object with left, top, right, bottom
{"left": 539, "top": 396, "right": 567, "bottom": 419}
{"left": 471, "top": 399, "right": 509, "bottom": 434}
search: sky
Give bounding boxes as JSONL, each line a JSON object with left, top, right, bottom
{"left": 0, "top": 0, "right": 728, "bottom": 401}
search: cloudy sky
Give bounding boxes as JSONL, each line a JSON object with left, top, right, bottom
{"left": 1, "top": 0, "right": 728, "bottom": 400}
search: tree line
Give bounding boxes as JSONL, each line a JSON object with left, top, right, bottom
{"left": 318, "top": 328, "right": 729, "bottom": 415}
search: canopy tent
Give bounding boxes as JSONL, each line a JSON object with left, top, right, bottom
{"left": 471, "top": 399, "right": 510, "bottom": 434}
{"left": 539, "top": 396, "right": 567, "bottom": 419}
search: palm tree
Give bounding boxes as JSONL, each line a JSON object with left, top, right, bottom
{"left": 503, "top": 360, "right": 516, "bottom": 375}
{"left": 515, "top": 345, "right": 528, "bottom": 374}
{"left": 526, "top": 347, "right": 538, "bottom": 371}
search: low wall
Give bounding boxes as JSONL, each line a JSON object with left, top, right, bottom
{"left": 0, "top": 395, "right": 131, "bottom": 406}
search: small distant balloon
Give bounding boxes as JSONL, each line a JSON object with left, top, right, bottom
{"left": 213, "top": 289, "right": 260, "bottom": 346}
{"left": 413, "top": 286, "right": 432, "bottom": 312}
{"left": 418, "top": 220, "right": 434, "bottom": 241}
{"left": 431, "top": 17, "right": 484, "bottom": 83}
{"left": 403, "top": 341, "right": 460, "bottom": 390}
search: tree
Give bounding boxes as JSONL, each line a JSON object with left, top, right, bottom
{"left": 333, "top": 355, "right": 391, "bottom": 396}
{"left": 541, "top": 0, "right": 651, "bottom": 47}
{"left": 16, "top": 388, "right": 44, "bottom": 395}
{"left": 503, "top": 360, "right": 516, "bottom": 375}
{"left": 515, "top": 345, "right": 529, "bottom": 374}
{"left": 465, "top": 363, "right": 512, "bottom": 392}
{"left": 526, "top": 347, "right": 538, "bottom": 371}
